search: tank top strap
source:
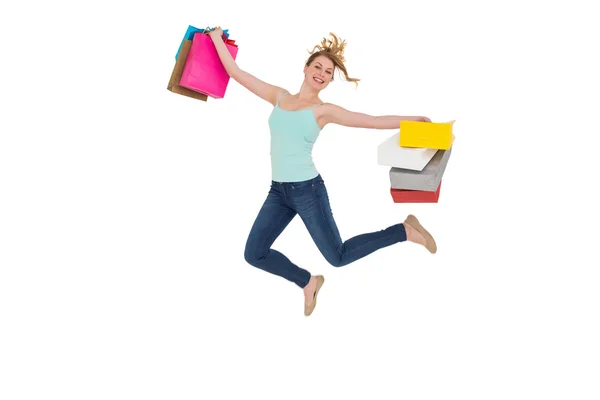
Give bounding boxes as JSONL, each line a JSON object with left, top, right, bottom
{"left": 276, "top": 92, "right": 290, "bottom": 107}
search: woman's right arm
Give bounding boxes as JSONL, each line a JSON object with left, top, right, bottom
{"left": 209, "top": 28, "right": 287, "bottom": 106}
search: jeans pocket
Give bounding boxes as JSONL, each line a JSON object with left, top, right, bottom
{"left": 290, "top": 181, "right": 314, "bottom": 191}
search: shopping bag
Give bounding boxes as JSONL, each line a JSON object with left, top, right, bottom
{"left": 179, "top": 31, "right": 239, "bottom": 99}
{"left": 167, "top": 39, "right": 208, "bottom": 102}
{"left": 175, "top": 25, "right": 229, "bottom": 60}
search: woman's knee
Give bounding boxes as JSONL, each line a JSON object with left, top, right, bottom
{"left": 244, "top": 242, "right": 264, "bottom": 265}
{"left": 243, "top": 246, "right": 256, "bottom": 265}
{"left": 325, "top": 254, "right": 346, "bottom": 268}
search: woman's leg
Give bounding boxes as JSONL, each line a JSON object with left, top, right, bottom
{"left": 292, "top": 176, "right": 420, "bottom": 267}
{"left": 244, "top": 183, "right": 312, "bottom": 288}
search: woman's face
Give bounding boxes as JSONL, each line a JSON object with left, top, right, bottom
{"left": 304, "top": 55, "right": 335, "bottom": 90}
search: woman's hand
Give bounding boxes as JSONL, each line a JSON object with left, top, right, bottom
{"left": 208, "top": 26, "right": 224, "bottom": 42}
{"left": 414, "top": 116, "right": 431, "bottom": 122}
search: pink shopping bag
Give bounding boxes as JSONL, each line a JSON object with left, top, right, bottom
{"left": 179, "top": 31, "right": 238, "bottom": 99}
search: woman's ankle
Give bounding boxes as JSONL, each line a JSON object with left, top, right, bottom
{"left": 404, "top": 222, "right": 424, "bottom": 244}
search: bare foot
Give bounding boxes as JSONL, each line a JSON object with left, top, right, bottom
{"left": 403, "top": 222, "right": 426, "bottom": 246}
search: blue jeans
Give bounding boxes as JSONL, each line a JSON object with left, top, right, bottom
{"left": 244, "top": 174, "right": 407, "bottom": 288}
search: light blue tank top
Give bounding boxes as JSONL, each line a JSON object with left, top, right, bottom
{"left": 268, "top": 93, "right": 323, "bottom": 182}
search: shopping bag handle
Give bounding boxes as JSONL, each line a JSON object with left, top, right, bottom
{"left": 201, "top": 26, "right": 228, "bottom": 40}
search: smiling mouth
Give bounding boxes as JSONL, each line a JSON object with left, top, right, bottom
{"left": 313, "top": 77, "right": 324, "bottom": 84}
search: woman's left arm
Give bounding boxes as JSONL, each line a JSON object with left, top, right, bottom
{"left": 321, "top": 104, "right": 431, "bottom": 129}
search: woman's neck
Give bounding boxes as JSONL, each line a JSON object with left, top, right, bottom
{"left": 297, "top": 82, "right": 321, "bottom": 102}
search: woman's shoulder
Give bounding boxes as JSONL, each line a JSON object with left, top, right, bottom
{"left": 313, "top": 102, "right": 339, "bottom": 125}
{"left": 314, "top": 102, "right": 339, "bottom": 115}
{"left": 273, "top": 88, "right": 290, "bottom": 105}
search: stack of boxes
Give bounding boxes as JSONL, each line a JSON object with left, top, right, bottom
{"left": 377, "top": 120, "right": 455, "bottom": 203}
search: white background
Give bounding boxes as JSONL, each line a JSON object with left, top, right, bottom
{"left": 1, "top": 0, "right": 599, "bottom": 399}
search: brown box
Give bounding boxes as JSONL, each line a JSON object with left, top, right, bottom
{"left": 167, "top": 39, "right": 208, "bottom": 102}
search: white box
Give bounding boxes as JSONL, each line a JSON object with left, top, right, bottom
{"left": 377, "top": 132, "right": 438, "bottom": 171}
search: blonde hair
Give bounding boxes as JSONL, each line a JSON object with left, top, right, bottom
{"left": 306, "top": 32, "right": 360, "bottom": 87}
